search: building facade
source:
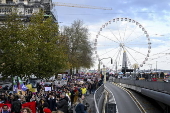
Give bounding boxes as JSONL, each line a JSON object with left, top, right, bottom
{"left": 0, "top": 0, "right": 56, "bottom": 21}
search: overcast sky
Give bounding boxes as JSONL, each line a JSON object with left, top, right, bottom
{"left": 52, "top": 0, "right": 170, "bottom": 71}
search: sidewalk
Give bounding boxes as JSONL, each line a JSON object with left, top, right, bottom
{"left": 72, "top": 94, "right": 95, "bottom": 113}
{"left": 86, "top": 94, "right": 95, "bottom": 113}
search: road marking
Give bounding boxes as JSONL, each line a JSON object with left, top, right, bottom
{"left": 105, "top": 84, "right": 119, "bottom": 113}
{"left": 114, "top": 83, "right": 146, "bottom": 113}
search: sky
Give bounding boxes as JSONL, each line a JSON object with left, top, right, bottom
{"left": 52, "top": 0, "right": 170, "bottom": 71}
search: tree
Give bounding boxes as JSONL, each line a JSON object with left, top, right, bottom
{"left": 0, "top": 12, "right": 26, "bottom": 78}
{"left": 0, "top": 11, "right": 69, "bottom": 78}
{"left": 27, "top": 12, "right": 69, "bottom": 78}
{"left": 62, "top": 20, "right": 94, "bottom": 74}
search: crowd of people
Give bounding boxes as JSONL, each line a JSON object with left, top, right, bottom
{"left": 0, "top": 74, "right": 103, "bottom": 113}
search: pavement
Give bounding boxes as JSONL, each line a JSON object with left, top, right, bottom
{"left": 86, "top": 93, "right": 95, "bottom": 113}
{"left": 71, "top": 93, "right": 95, "bottom": 113}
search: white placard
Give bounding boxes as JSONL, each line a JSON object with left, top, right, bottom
{"left": 45, "top": 87, "right": 51, "bottom": 91}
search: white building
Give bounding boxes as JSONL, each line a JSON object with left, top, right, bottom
{"left": 0, "top": 0, "right": 56, "bottom": 21}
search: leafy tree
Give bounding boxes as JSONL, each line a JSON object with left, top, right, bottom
{"left": 28, "top": 12, "right": 69, "bottom": 78}
{"left": 0, "top": 13, "right": 26, "bottom": 78}
{"left": 0, "top": 12, "right": 69, "bottom": 78}
{"left": 62, "top": 20, "right": 94, "bottom": 74}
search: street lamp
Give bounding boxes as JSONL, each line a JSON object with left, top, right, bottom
{"left": 148, "top": 64, "right": 152, "bottom": 71}
{"left": 103, "top": 65, "right": 106, "bottom": 83}
{"left": 98, "top": 57, "right": 113, "bottom": 83}
{"left": 98, "top": 57, "right": 113, "bottom": 74}
{"left": 156, "top": 61, "right": 157, "bottom": 78}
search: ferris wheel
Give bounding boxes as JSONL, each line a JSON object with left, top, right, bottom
{"left": 94, "top": 18, "right": 151, "bottom": 70}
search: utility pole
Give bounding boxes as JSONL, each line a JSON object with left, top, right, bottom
{"left": 98, "top": 60, "right": 101, "bottom": 74}
{"left": 156, "top": 61, "right": 157, "bottom": 78}
{"left": 98, "top": 57, "right": 113, "bottom": 82}
{"left": 125, "top": 61, "right": 127, "bottom": 77}
{"left": 116, "top": 61, "right": 117, "bottom": 75}
{"left": 103, "top": 65, "right": 106, "bottom": 83}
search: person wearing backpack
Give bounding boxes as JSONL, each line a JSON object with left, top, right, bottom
{"left": 11, "top": 95, "right": 22, "bottom": 113}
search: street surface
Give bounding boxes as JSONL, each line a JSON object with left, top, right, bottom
{"left": 105, "top": 82, "right": 141, "bottom": 113}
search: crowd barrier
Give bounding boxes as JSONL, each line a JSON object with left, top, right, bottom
{"left": 94, "top": 84, "right": 104, "bottom": 113}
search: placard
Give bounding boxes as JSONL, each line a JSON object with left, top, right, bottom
{"left": 45, "top": 87, "right": 51, "bottom": 91}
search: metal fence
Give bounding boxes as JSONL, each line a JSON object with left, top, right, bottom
{"left": 114, "top": 79, "right": 170, "bottom": 94}
{"left": 94, "top": 84, "right": 105, "bottom": 113}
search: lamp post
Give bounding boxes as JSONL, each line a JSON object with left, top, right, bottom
{"left": 98, "top": 60, "right": 101, "bottom": 74}
{"left": 103, "top": 65, "right": 106, "bottom": 83}
{"left": 156, "top": 61, "right": 157, "bottom": 78}
{"left": 98, "top": 57, "right": 113, "bottom": 82}
{"left": 148, "top": 64, "right": 152, "bottom": 72}
{"left": 115, "top": 61, "right": 117, "bottom": 75}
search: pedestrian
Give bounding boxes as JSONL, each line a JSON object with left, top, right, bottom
{"left": 80, "top": 95, "right": 89, "bottom": 113}
{"left": 47, "top": 93, "right": 56, "bottom": 111}
{"left": 43, "top": 108, "right": 52, "bottom": 113}
{"left": 73, "top": 87, "right": 79, "bottom": 104}
{"left": 75, "top": 98, "right": 85, "bottom": 113}
{"left": 56, "top": 110, "right": 64, "bottom": 113}
{"left": 70, "top": 87, "right": 75, "bottom": 106}
{"left": 21, "top": 107, "right": 32, "bottom": 113}
{"left": 56, "top": 92, "right": 68, "bottom": 113}
{"left": 0, "top": 105, "right": 11, "bottom": 113}
{"left": 37, "top": 98, "right": 49, "bottom": 113}
{"left": 11, "top": 95, "right": 22, "bottom": 113}
{"left": 20, "top": 95, "right": 26, "bottom": 104}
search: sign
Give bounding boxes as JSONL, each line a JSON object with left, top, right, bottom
{"left": 45, "top": 87, "right": 51, "bottom": 91}
{"left": 22, "top": 102, "right": 36, "bottom": 113}
{"left": 0, "top": 102, "right": 36, "bottom": 113}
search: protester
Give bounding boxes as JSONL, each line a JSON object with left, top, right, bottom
{"left": 0, "top": 73, "right": 102, "bottom": 113}
{"left": 0, "top": 105, "right": 11, "bottom": 113}
{"left": 43, "top": 108, "right": 52, "bottom": 113}
{"left": 20, "top": 95, "right": 26, "bottom": 104}
{"left": 38, "top": 98, "right": 49, "bottom": 113}
{"left": 75, "top": 98, "right": 85, "bottom": 113}
{"left": 47, "top": 93, "right": 56, "bottom": 111}
{"left": 80, "top": 95, "right": 89, "bottom": 113}
{"left": 56, "top": 110, "right": 64, "bottom": 113}
{"left": 21, "top": 107, "right": 32, "bottom": 113}
{"left": 56, "top": 92, "right": 68, "bottom": 113}
{"left": 11, "top": 95, "right": 22, "bottom": 113}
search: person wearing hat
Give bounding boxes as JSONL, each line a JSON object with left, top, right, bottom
{"left": 43, "top": 108, "right": 51, "bottom": 113}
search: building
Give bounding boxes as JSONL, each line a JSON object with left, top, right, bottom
{"left": 0, "top": 0, "right": 56, "bottom": 22}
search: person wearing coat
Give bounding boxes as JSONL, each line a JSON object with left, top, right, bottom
{"left": 47, "top": 94, "right": 56, "bottom": 111}
{"left": 56, "top": 92, "right": 68, "bottom": 113}
{"left": 75, "top": 98, "right": 85, "bottom": 113}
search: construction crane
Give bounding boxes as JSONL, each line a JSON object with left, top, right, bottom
{"left": 53, "top": 2, "right": 112, "bottom": 10}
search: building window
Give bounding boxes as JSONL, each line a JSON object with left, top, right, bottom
{"left": 6, "top": 0, "right": 13, "bottom": 4}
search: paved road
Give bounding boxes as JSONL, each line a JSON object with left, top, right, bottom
{"left": 105, "top": 82, "right": 141, "bottom": 113}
